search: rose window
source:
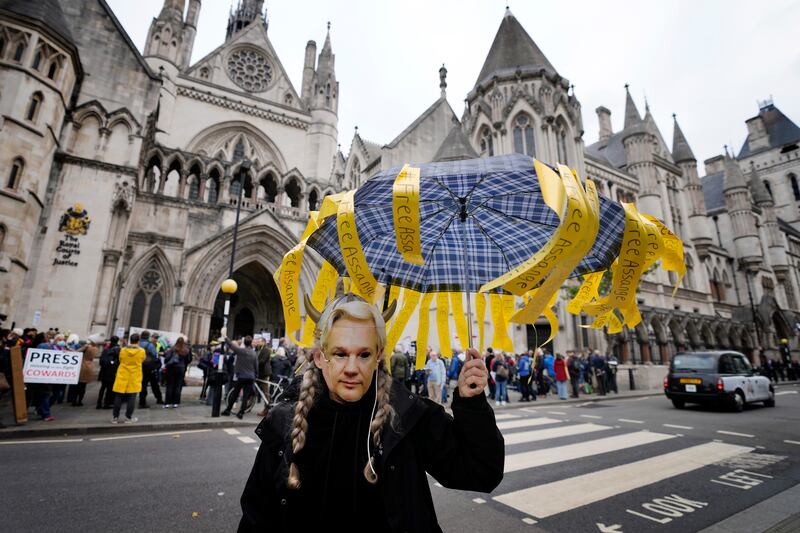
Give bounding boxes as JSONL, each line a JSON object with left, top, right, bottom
{"left": 227, "top": 49, "right": 272, "bottom": 92}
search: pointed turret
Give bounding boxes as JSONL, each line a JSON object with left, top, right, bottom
{"left": 473, "top": 7, "right": 558, "bottom": 89}
{"left": 722, "top": 152, "right": 748, "bottom": 191}
{"left": 723, "top": 151, "right": 761, "bottom": 269}
{"left": 313, "top": 22, "right": 337, "bottom": 113}
{"left": 671, "top": 114, "right": 696, "bottom": 163}
{"left": 623, "top": 84, "right": 643, "bottom": 129}
{"left": 144, "top": 0, "right": 186, "bottom": 68}
{"left": 748, "top": 161, "right": 772, "bottom": 206}
{"left": 434, "top": 118, "right": 479, "bottom": 162}
{"left": 306, "top": 22, "right": 339, "bottom": 182}
{"left": 226, "top": 0, "right": 267, "bottom": 41}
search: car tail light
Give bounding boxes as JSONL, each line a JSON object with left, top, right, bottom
{"left": 663, "top": 376, "right": 669, "bottom": 389}
{"left": 716, "top": 378, "right": 724, "bottom": 391}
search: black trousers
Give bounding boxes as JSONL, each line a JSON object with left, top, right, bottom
{"left": 97, "top": 380, "right": 115, "bottom": 407}
{"left": 226, "top": 378, "right": 254, "bottom": 415}
{"left": 570, "top": 376, "right": 580, "bottom": 397}
{"left": 139, "top": 370, "right": 163, "bottom": 406}
{"left": 165, "top": 368, "right": 185, "bottom": 405}
{"left": 113, "top": 393, "right": 136, "bottom": 419}
{"left": 519, "top": 376, "right": 531, "bottom": 400}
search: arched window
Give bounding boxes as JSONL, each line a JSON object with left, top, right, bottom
{"left": 206, "top": 168, "right": 220, "bottom": 203}
{"left": 349, "top": 158, "right": 361, "bottom": 188}
{"left": 13, "top": 42, "right": 24, "bottom": 62}
{"left": 325, "top": 83, "right": 331, "bottom": 106}
{"left": 789, "top": 173, "right": 800, "bottom": 201}
{"left": 260, "top": 174, "right": 278, "bottom": 202}
{"left": 709, "top": 268, "right": 720, "bottom": 301}
{"left": 26, "top": 92, "right": 43, "bottom": 122}
{"left": 763, "top": 179, "right": 773, "bottom": 199}
{"left": 557, "top": 127, "right": 569, "bottom": 164}
{"left": 0, "top": 224, "right": 6, "bottom": 253}
{"left": 7, "top": 158, "right": 23, "bottom": 189}
{"left": 683, "top": 255, "right": 694, "bottom": 289}
{"left": 0, "top": 35, "right": 5, "bottom": 57}
{"left": 479, "top": 127, "right": 493, "bottom": 157}
{"left": 512, "top": 114, "right": 535, "bottom": 157}
{"left": 199, "top": 67, "right": 209, "bottom": 79}
{"left": 47, "top": 60, "right": 58, "bottom": 80}
{"left": 188, "top": 175, "right": 200, "bottom": 200}
{"left": 285, "top": 178, "right": 301, "bottom": 208}
{"left": 308, "top": 189, "right": 319, "bottom": 211}
{"left": 32, "top": 51, "right": 42, "bottom": 70}
{"left": 129, "top": 266, "right": 166, "bottom": 330}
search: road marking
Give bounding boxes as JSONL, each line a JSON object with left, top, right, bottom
{"left": 522, "top": 517, "right": 538, "bottom": 525}
{"left": 547, "top": 411, "right": 567, "bottom": 415}
{"left": 775, "top": 391, "right": 797, "bottom": 395}
{"left": 618, "top": 418, "right": 645, "bottom": 424}
{"left": 496, "top": 418, "right": 562, "bottom": 430}
{"left": 90, "top": 429, "right": 212, "bottom": 441}
{"left": 504, "top": 431, "right": 676, "bottom": 473}
{"left": 504, "top": 423, "right": 611, "bottom": 446}
{"left": 716, "top": 430, "right": 754, "bottom": 438}
{"left": 223, "top": 428, "right": 241, "bottom": 435}
{"left": 663, "top": 424, "right": 693, "bottom": 430}
{"left": 237, "top": 436, "right": 256, "bottom": 444}
{"left": 472, "top": 498, "right": 486, "bottom": 504}
{"left": 520, "top": 408, "right": 538, "bottom": 414}
{"left": 784, "top": 440, "right": 800, "bottom": 445}
{"left": 0, "top": 438, "right": 83, "bottom": 445}
{"left": 580, "top": 414, "right": 603, "bottom": 419}
{"left": 494, "top": 442, "right": 752, "bottom": 518}
{"left": 494, "top": 413, "right": 520, "bottom": 420}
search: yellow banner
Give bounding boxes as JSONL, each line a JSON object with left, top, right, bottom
{"left": 489, "top": 293, "right": 513, "bottom": 352}
{"left": 385, "top": 288, "right": 421, "bottom": 366}
{"left": 337, "top": 190, "right": 379, "bottom": 302}
{"left": 386, "top": 284, "right": 401, "bottom": 330}
{"left": 540, "top": 291, "right": 559, "bottom": 346}
{"left": 644, "top": 215, "right": 685, "bottom": 295}
{"left": 449, "top": 292, "right": 470, "bottom": 351}
{"left": 300, "top": 261, "right": 339, "bottom": 347}
{"left": 392, "top": 164, "right": 424, "bottom": 265}
{"left": 476, "top": 292, "right": 487, "bottom": 352}
{"left": 342, "top": 277, "right": 351, "bottom": 294}
{"left": 436, "top": 292, "right": 452, "bottom": 358}
{"left": 566, "top": 271, "right": 604, "bottom": 315}
{"left": 511, "top": 166, "right": 600, "bottom": 323}
{"left": 416, "top": 292, "right": 433, "bottom": 369}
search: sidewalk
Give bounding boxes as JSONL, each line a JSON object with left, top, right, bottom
{"left": 0, "top": 381, "right": 261, "bottom": 440}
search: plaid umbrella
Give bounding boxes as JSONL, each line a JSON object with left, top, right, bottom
{"left": 307, "top": 154, "right": 624, "bottom": 294}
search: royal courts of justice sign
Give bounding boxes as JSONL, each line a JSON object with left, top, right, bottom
{"left": 23, "top": 349, "right": 83, "bottom": 385}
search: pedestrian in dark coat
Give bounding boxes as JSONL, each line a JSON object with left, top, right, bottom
{"left": 238, "top": 294, "right": 503, "bottom": 533}
{"left": 164, "top": 337, "right": 192, "bottom": 407}
{"left": 97, "top": 336, "right": 120, "bottom": 409}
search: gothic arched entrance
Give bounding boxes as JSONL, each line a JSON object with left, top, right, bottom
{"left": 208, "top": 261, "right": 284, "bottom": 342}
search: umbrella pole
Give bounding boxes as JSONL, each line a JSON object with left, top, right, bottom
{"left": 459, "top": 199, "right": 474, "bottom": 350}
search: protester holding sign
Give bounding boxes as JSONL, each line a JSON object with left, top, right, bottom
{"left": 112, "top": 333, "right": 145, "bottom": 424}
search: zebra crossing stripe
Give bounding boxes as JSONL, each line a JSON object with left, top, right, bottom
{"left": 504, "top": 431, "right": 676, "bottom": 473}
{"left": 494, "top": 442, "right": 752, "bottom": 518}
{"left": 494, "top": 413, "right": 521, "bottom": 421}
{"left": 496, "top": 417, "right": 562, "bottom": 430}
{"left": 503, "top": 423, "right": 611, "bottom": 446}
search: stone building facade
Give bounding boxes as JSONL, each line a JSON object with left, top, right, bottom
{"left": 1, "top": 2, "right": 797, "bottom": 362}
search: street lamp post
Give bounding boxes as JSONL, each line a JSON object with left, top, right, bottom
{"left": 211, "top": 158, "right": 251, "bottom": 417}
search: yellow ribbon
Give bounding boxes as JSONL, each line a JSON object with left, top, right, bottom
{"left": 566, "top": 271, "right": 604, "bottom": 315}
{"left": 449, "top": 292, "right": 470, "bottom": 351}
{"left": 385, "top": 288, "right": 421, "bottom": 366}
{"left": 475, "top": 292, "right": 487, "bottom": 352}
{"left": 489, "top": 293, "right": 513, "bottom": 352}
{"left": 392, "top": 164, "right": 424, "bottom": 265}
{"left": 436, "top": 293, "right": 452, "bottom": 358}
{"left": 644, "top": 215, "right": 685, "bottom": 295}
{"left": 386, "top": 285, "right": 401, "bottom": 330}
{"left": 299, "top": 261, "right": 339, "bottom": 347}
{"left": 416, "top": 292, "right": 434, "bottom": 369}
{"left": 511, "top": 165, "right": 600, "bottom": 324}
{"left": 337, "top": 190, "right": 380, "bottom": 303}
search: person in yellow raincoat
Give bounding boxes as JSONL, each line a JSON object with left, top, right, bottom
{"left": 112, "top": 333, "right": 146, "bottom": 424}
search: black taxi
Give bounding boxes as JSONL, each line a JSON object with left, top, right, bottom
{"left": 664, "top": 351, "right": 775, "bottom": 411}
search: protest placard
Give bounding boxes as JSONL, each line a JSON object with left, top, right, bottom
{"left": 23, "top": 348, "right": 84, "bottom": 385}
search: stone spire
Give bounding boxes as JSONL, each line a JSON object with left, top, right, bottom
{"left": 439, "top": 63, "right": 447, "bottom": 99}
{"left": 226, "top": 0, "right": 267, "bottom": 41}
{"left": 434, "top": 118, "right": 478, "bottom": 162}
{"left": 623, "top": 83, "right": 643, "bottom": 130}
{"left": 671, "top": 114, "right": 696, "bottom": 163}
{"left": 722, "top": 151, "right": 748, "bottom": 191}
{"left": 474, "top": 7, "right": 558, "bottom": 88}
{"left": 723, "top": 152, "right": 761, "bottom": 269}
{"left": 144, "top": 0, "right": 187, "bottom": 67}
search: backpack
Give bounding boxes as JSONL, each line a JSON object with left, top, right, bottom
{"left": 496, "top": 362, "right": 509, "bottom": 380}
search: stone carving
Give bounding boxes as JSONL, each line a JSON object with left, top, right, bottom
{"left": 227, "top": 48, "right": 272, "bottom": 92}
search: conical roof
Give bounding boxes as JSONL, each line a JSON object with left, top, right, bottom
{"left": 671, "top": 115, "right": 696, "bottom": 163}
{"left": 474, "top": 8, "right": 558, "bottom": 88}
{"left": 748, "top": 162, "right": 772, "bottom": 205}
{"left": 433, "top": 120, "right": 478, "bottom": 162}
{"left": 623, "top": 86, "right": 643, "bottom": 130}
{"left": 723, "top": 153, "right": 748, "bottom": 191}
{"left": 0, "top": 0, "right": 75, "bottom": 49}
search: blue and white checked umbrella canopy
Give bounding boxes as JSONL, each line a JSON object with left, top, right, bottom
{"left": 307, "top": 154, "right": 625, "bottom": 294}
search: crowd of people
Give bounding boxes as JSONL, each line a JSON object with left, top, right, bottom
{"left": 0, "top": 327, "right": 193, "bottom": 425}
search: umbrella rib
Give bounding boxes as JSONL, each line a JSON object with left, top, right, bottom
{"left": 476, "top": 202, "right": 560, "bottom": 228}
{"left": 470, "top": 216, "right": 514, "bottom": 272}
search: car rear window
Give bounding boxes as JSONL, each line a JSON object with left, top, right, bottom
{"left": 672, "top": 354, "right": 717, "bottom": 371}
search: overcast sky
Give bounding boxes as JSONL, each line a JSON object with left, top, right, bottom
{"left": 107, "top": 0, "right": 800, "bottom": 171}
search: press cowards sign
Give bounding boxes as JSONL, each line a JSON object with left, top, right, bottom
{"left": 23, "top": 349, "right": 83, "bottom": 385}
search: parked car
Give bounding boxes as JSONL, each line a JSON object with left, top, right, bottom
{"left": 664, "top": 351, "right": 775, "bottom": 412}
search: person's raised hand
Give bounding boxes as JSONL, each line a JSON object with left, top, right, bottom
{"left": 458, "top": 347, "right": 488, "bottom": 398}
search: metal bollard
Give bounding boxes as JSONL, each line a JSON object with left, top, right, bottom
{"left": 628, "top": 368, "right": 636, "bottom": 391}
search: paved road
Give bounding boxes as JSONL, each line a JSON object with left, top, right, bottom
{"left": 2, "top": 383, "right": 798, "bottom": 532}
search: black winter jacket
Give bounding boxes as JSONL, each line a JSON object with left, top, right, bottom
{"left": 238, "top": 379, "right": 504, "bottom": 532}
